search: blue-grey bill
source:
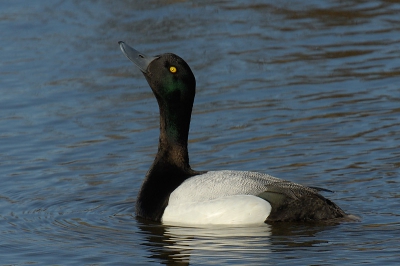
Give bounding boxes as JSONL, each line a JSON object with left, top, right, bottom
{"left": 119, "top": 41, "right": 158, "bottom": 73}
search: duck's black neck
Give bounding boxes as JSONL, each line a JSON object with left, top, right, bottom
{"left": 155, "top": 95, "right": 192, "bottom": 169}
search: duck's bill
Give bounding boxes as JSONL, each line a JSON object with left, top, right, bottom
{"left": 118, "top": 41, "right": 158, "bottom": 73}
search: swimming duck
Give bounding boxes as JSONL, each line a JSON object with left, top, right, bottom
{"left": 119, "top": 41, "right": 349, "bottom": 225}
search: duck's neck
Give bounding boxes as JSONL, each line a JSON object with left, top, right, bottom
{"left": 155, "top": 96, "right": 193, "bottom": 170}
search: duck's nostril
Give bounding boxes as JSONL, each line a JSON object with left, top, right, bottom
{"left": 139, "top": 54, "right": 145, "bottom": 58}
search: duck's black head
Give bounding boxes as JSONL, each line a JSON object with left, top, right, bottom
{"left": 144, "top": 53, "right": 196, "bottom": 103}
{"left": 119, "top": 41, "right": 195, "bottom": 99}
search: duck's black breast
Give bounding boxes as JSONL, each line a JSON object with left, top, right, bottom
{"left": 135, "top": 151, "right": 204, "bottom": 221}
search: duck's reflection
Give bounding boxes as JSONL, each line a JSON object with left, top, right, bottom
{"left": 137, "top": 219, "right": 272, "bottom": 265}
{"left": 137, "top": 218, "right": 344, "bottom": 265}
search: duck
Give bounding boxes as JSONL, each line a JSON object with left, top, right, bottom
{"left": 118, "top": 41, "right": 350, "bottom": 225}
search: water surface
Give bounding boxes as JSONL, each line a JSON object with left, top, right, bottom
{"left": 1, "top": 0, "right": 400, "bottom": 265}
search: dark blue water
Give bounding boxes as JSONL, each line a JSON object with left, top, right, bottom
{"left": 1, "top": 0, "right": 400, "bottom": 265}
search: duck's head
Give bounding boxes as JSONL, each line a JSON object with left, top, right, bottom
{"left": 119, "top": 41, "right": 195, "bottom": 105}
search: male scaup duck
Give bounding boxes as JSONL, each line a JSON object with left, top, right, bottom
{"left": 119, "top": 41, "right": 351, "bottom": 225}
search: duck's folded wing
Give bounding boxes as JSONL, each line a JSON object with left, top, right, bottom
{"left": 257, "top": 188, "right": 345, "bottom": 222}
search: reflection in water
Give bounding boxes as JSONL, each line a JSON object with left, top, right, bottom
{"left": 137, "top": 219, "right": 342, "bottom": 265}
{"left": 268, "top": 222, "right": 337, "bottom": 251}
{"left": 137, "top": 219, "right": 271, "bottom": 265}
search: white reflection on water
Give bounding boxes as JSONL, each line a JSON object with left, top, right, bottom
{"left": 138, "top": 222, "right": 272, "bottom": 265}
{"left": 165, "top": 224, "right": 272, "bottom": 250}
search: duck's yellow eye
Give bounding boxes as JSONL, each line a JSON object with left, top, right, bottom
{"left": 169, "top": 66, "right": 177, "bottom": 73}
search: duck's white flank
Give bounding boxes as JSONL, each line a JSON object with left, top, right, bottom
{"left": 162, "top": 194, "right": 271, "bottom": 225}
{"left": 162, "top": 170, "right": 278, "bottom": 225}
